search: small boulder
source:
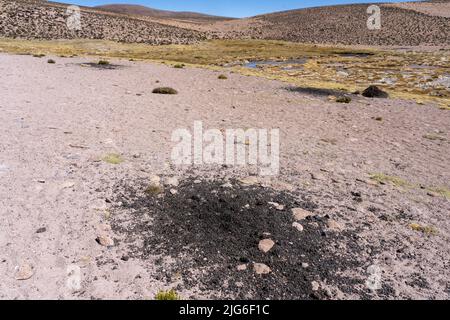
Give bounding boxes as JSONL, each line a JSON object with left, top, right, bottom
{"left": 292, "top": 222, "right": 304, "bottom": 232}
{"left": 327, "top": 220, "right": 344, "bottom": 231}
{"left": 268, "top": 202, "right": 284, "bottom": 211}
{"left": 96, "top": 234, "right": 114, "bottom": 247}
{"left": 237, "top": 264, "right": 247, "bottom": 271}
{"left": 362, "top": 85, "right": 388, "bottom": 98}
{"left": 292, "top": 208, "right": 313, "bottom": 221}
{"left": 311, "top": 281, "right": 320, "bottom": 291}
{"left": 239, "top": 176, "right": 259, "bottom": 186}
{"left": 258, "top": 239, "right": 275, "bottom": 253}
{"left": 15, "top": 264, "right": 34, "bottom": 280}
{"left": 253, "top": 263, "right": 271, "bottom": 275}
{"left": 165, "top": 177, "right": 179, "bottom": 187}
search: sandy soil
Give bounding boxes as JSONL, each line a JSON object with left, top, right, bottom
{"left": 0, "top": 53, "right": 449, "bottom": 299}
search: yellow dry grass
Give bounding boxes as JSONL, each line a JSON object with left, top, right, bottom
{"left": 1, "top": 38, "right": 448, "bottom": 106}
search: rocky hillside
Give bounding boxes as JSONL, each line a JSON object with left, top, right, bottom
{"left": 216, "top": 3, "right": 450, "bottom": 46}
{"left": 94, "top": 4, "right": 233, "bottom": 22}
{"left": 0, "top": 0, "right": 207, "bottom": 44}
{"left": 0, "top": 0, "right": 448, "bottom": 46}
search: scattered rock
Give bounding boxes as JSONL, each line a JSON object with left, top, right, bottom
{"left": 150, "top": 175, "right": 161, "bottom": 185}
{"left": 36, "top": 227, "right": 46, "bottom": 233}
{"left": 311, "top": 281, "right": 320, "bottom": 291}
{"left": 311, "top": 172, "right": 326, "bottom": 181}
{"left": 427, "top": 191, "right": 439, "bottom": 197}
{"left": 268, "top": 202, "right": 284, "bottom": 211}
{"left": 362, "top": 85, "right": 388, "bottom": 98}
{"left": 221, "top": 182, "right": 233, "bottom": 188}
{"left": 292, "top": 222, "right": 304, "bottom": 232}
{"left": 170, "top": 189, "right": 178, "bottom": 195}
{"left": 15, "top": 264, "right": 34, "bottom": 280}
{"left": 165, "top": 177, "right": 179, "bottom": 187}
{"left": 258, "top": 239, "right": 275, "bottom": 253}
{"left": 95, "top": 234, "right": 114, "bottom": 247}
{"left": 239, "top": 176, "right": 259, "bottom": 186}
{"left": 253, "top": 263, "right": 271, "bottom": 275}
{"left": 237, "top": 264, "right": 247, "bottom": 271}
{"left": 152, "top": 87, "right": 178, "bottom": 94}
{"left": 61, "top": 181, "right": 75, "bottom": 189}
{"left": 327, "top": 220, "right": 344, "bottom": 231}
{"left": 292, "top": 208, "right": 313, "bottom": 221}
{"left": 302, "top": 262, "right": 309, "bottom": 268}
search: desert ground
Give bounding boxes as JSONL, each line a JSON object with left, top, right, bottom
{"left": 0, "top": 48, "right": 449, "bottom": 299}
{"left": 0, "top": 0, "right": 449, "bottom": 301}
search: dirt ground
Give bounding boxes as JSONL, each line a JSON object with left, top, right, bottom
{"left": 0, "top": 53, "right": 449, "bottom": 299}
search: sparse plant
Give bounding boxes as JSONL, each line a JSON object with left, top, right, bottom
{"left": 155, "top": 289, "right": 179, "bottom": 300}
{"left": 33, "top": 53, "right": 45, "bottom": 58}
{"left": 410, "top": 223, "right": 438, "bottom": 235}
{"left": 426, "top": 187, "right": 450, "bottom": 199}
{"left": 370, "top": 173, "right": 411, "bottom": 188}
{"left": 152, "top": 87, "right": 178, "bottom": 95}
{"left": 423, "top": 134, "right": 445, "bottom": 141}
{"left": 336, "top": 96, "right": 351, "bottom": 103}
{"left": 102, "top": 153, "right": 123, "bottom": 165}
{"left": 218, "top": 74, "right": 228, "bottom": 80}
{"left": 47, "top": 59, "right": 56, "bottom": 64}
{"left": 98, "top": 60, "right": 110, "bottom": 65}
{"left": 145, "top": 184, "right": 163, "bottom": 195}
{"left": 173, "top": 64, "right": 185, "bottom": 69}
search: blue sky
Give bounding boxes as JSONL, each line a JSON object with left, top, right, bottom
{"left": 70, "top": 0, "right": 412, "bottom": 18}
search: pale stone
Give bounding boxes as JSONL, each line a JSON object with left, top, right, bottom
{"left": 15, "top": 264, "right": 34, "bottom": 280}
{"left": 292, "top": 222, "right": 304, "bottom": 232}
{"left": 258, "top": 239, "right": 275, "bottom": 253}
{"left": 253, "top": 263, "right": 271, "bottom": 275}
{"left": 292, "top": 208, "right": 313, "bottom": 221}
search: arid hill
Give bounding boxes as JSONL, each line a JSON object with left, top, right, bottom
{"left": 0, "top": 0, "right": 208, "bottom": 44}
{"left": 94, "top": 4, "right": 234, "bottom": 23}
{"left": 0, "top": 0, "right": 449, "bottom": 46}
{"left": 204, "top": 2, "right": 450, "bottom": 46}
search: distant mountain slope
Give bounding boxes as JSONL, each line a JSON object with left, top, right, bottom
{"left": 0, "top": 0, "right": 448, "bottom": 46}
{"left": 207, "top": 2, "right": 450, "bottom": 46}
{"left": 94, "top": 4, "right": 234, "bottom": 22}
{"left": 0, "top": 0, "right": 208, "bottom": 44}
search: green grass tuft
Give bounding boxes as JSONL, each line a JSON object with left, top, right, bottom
{"left": 336, "top": 96, "right": 351, "bottom": 103}
{"left": 102, "top": 153, "right": 123, "bottom": 165}
{"left": 410, "top": 223, "right": 438, "bottom": 235}
{"left": 155, "top": 290, "right": 179, "bottom": 300}
{"left": 423, "top": 134, "right": 445, "bottom": 141}
{"left": 145, "top": 184, "right": 163, "bottom": 195}
{"left": 427, "top": 187, "right": 450, "bottom": 199}
{"left": 370, "top": 173, "right": 411, "bottom": 188}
